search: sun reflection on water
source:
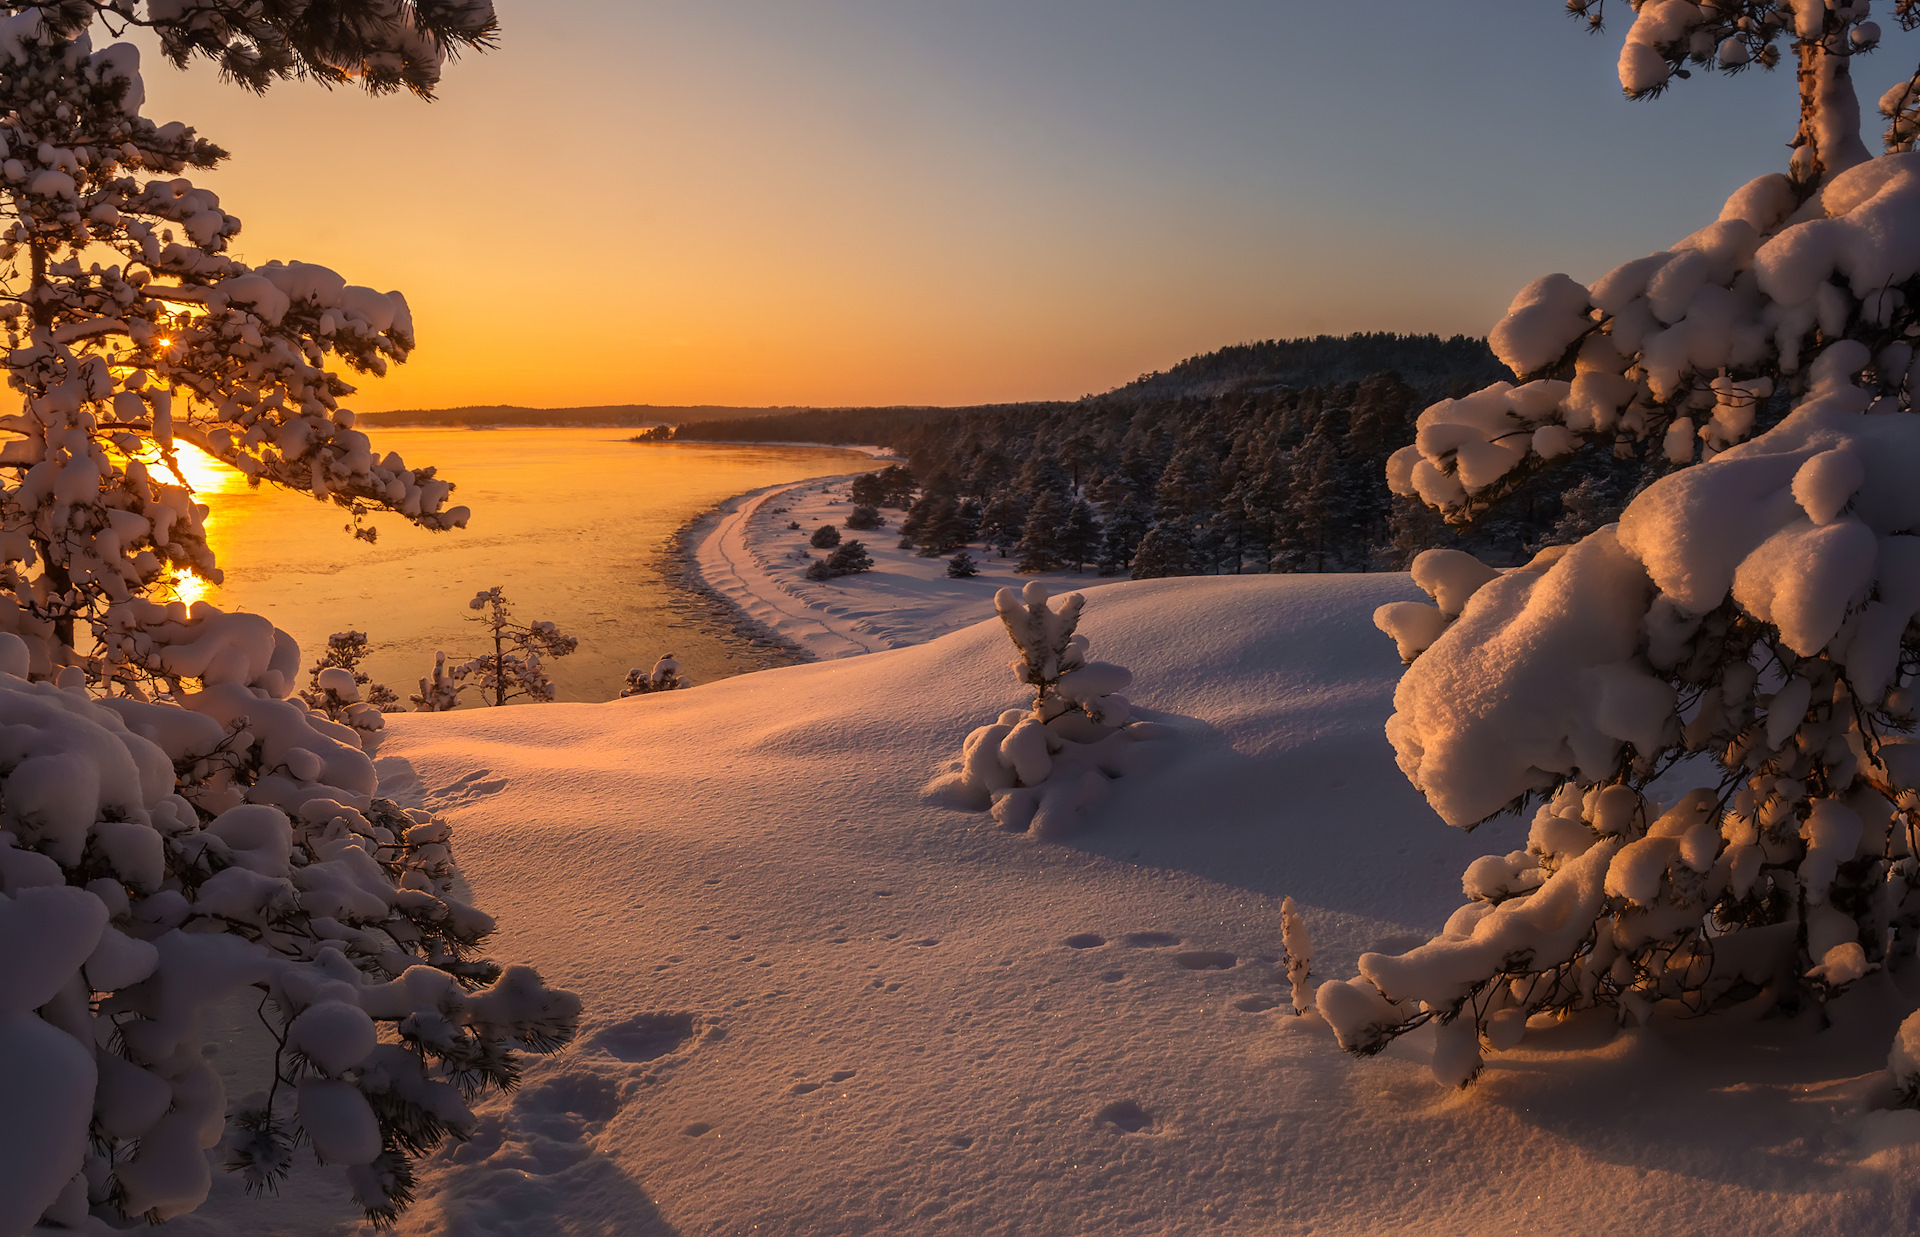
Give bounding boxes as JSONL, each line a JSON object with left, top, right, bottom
{"left": 153, "top": 440, "right": 244, "bottom": 609}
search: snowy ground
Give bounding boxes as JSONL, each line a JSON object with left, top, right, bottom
{"left": 690, "top": 475, "right": 1091, "bottom": 660}
{"left": 169, "top": 573, "right": 1920, "bottom": 1236}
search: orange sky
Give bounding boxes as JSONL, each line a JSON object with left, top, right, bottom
{"left": 132, "top": 4, "right": 1916, "bottom": 413}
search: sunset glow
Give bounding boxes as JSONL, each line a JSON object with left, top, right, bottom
{"left": 122, "top": 5, "right": 1920, "bottom": 413}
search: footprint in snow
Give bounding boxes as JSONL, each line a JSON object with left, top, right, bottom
{"left": 1173, "top": 950, "right": 1237, "bottom": 971}
{"left": 1063, "top": 933, "right": 1106, "bottom": 949}
{"left": 789, "top": 1070, "right": 855, "bottom": 1096}
{"left": 430, "top": 769, "right": 510, "bottom": 808}
{"left": 1096, "top": 1100, "right": 1155, "bottom": 1134}
{"left": 589, "top": 1012, "right": 699, "bottom": 1063}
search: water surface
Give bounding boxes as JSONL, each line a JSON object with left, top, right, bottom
{"left": 168, "top": 429, "right": 879, "bottom": 704}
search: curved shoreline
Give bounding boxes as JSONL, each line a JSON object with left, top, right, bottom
{"left": 659, "top": 480, "right": 824, "bottom": 672}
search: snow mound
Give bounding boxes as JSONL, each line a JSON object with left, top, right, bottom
{"left": 170, "top": 574, "right": 1920, "bottom": 1236}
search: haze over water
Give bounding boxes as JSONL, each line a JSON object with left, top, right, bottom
{"left": 165, "top": 429, "right": 881, "bottom": 704}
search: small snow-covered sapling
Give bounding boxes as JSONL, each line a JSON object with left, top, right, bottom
{"left": 930, "top": 582, "right": 1168, "bottom": 838}
{"left": 1281, "top": 897, "right": 1313, "bottom": 1016}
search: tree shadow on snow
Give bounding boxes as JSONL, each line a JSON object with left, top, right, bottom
{"left": 1472, "top": 981, "right": 1920, "bottom": 1199}
{"left": 1060, "top": 706, "right": 1524, "bottom": 933}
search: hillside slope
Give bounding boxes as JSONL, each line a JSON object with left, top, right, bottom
{"left": 168, "top": 575, "right": 1920, "bottom": 1237}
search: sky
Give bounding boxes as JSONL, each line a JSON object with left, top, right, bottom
{"left": 133, "top": 2, "right": 1920, "bottom": 412}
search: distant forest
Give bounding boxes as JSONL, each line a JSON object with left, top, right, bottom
{"left": 359, "top": 403, "right": 857, "bottom": 428}
{"left": 650, "top": 333, "right": 1655, "bottom": 574}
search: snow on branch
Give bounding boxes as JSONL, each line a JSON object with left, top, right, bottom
{"left": 1333, "top": 7, "right": 1920, "bottom": 1099}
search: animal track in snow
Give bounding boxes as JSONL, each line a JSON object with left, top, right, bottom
{"left": 1173, "top": 950, "right": 1237, "bottom": 971}
{"left": 1063, "top": 933, "right": 1106, "bottom": 949}
{"left": 1233, "top": 994, "right": 1280, "bottom": 1012}
{"left": 1122, "top": 932, "right": 1180, "bottom": 948}
{"left": 1096, "top": 1100, "right": 1155, "bottom": 1133}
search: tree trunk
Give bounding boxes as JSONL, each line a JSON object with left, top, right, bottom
{"left": 1792, "top": 33, "right": 1869, "bottom": 191}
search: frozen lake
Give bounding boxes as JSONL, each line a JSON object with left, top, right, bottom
{"left": 164, "top": 428, "right": 880, "bottom": 704}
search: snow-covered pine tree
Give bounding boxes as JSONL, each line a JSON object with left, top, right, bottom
{"left": 299, "top": 630, "right": 399, "bottom": 748}
{"left": 844, "top": 503, "right": 884, "bottom": 530}
{"left": 0, "top": 6, "right": 583, "bottom": 1228}
{"left": 451, "top": 586, "right": 579, "bottom": 707}
{"left": 1328, "top": 2, "right": 1920, "bottom": 1092}
{"left": 809, "top": 523, "right": 841, "bottom": 549}
{"left": 804, "top": 539, "right": 874, "bottom": 580}
{"left": 622, "top": 652, "right": 691, "bottom": 696}
{"left": 930, "top": 582, "right": 1167, "bottom": 837}
{"left": 947, "top": 548, "right": 980, "bottom": 578}
{"left": 0, "top": 12, "right": 483, "bottom": 687}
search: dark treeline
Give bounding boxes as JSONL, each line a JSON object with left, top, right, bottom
{"left": 657, "top": 334, "right": 1652, "bottom": 577}
{"left": 1110, "top": 332, "right": 1514, "bottom": 402}
{"left": 643, "top": 402, "right": 1071, "bottom": 445}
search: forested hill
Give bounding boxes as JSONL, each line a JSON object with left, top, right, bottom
{"left": 654, "top": 334, "right": 1511, "bottom": 446}
{"left": 648, "top": 333, "right": 1632, "bottom": 576}
{"left": 1110, "top": 333, "right": 1512, "bottom": 403}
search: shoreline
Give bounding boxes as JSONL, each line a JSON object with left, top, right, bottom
{"left": 658, "top": 481, "right": 824, "bottom": 672}
{"left": 632, "top": 437, "right": 901, "bottom": 458}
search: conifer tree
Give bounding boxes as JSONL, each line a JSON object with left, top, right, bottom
{"left": 1095, "top": 494, "right": 1152, "bottom": 576}
{"left": 451, "top": 586, "right": 579, "bottom": 707}
{"left": 1059, "top": 497, "right": 1101, "bottom": 572}
{"left": 978, "top": 491, "right": 1027, "bottom": 559}
{"left": 1017, "top": 489, "right": 1070, "bottom": 573}
{"left": 1129, "top": 518, "right": 1199, "bottom": 580}
{"left": 0, "top": 7, "right": 584, "bottom": 1229}
{"left": 1327, "top": 1, "right": 1920, "bottom": 1093}
{"left": 622, "top": 652, "right": 690, "bottom": 695}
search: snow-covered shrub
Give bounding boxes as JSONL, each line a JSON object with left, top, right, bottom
{"left": 805, "top": 540, "right": 874, "bottom": 580}
{"left": 947, "top": 550, "right": 980, "bottom": 579}
{"left": 809, "top": 523, "right": 842, "bottom": 549}
{"left": 0, "top": 621, "right": 578, "bottom": 1230}
{"left": 1322, "top": 7, "right": 1920, "bottom": 1092}
{"left": 448, "top": 587, "right": 579, "bottom": 707}
{"left": 927, "top": 583, "right": 1169, "bottom": 838}
{"left": 300, "top": 631, "right": 400, "bottom": 749}
{"left": 621, "top": 653, "right": 691, "bottom": 696}
{"left": 411, "top": 651, "right": 461, "bottom": 713}
{"left": 845, "top": 504, "right": 884, "bottom": 530}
